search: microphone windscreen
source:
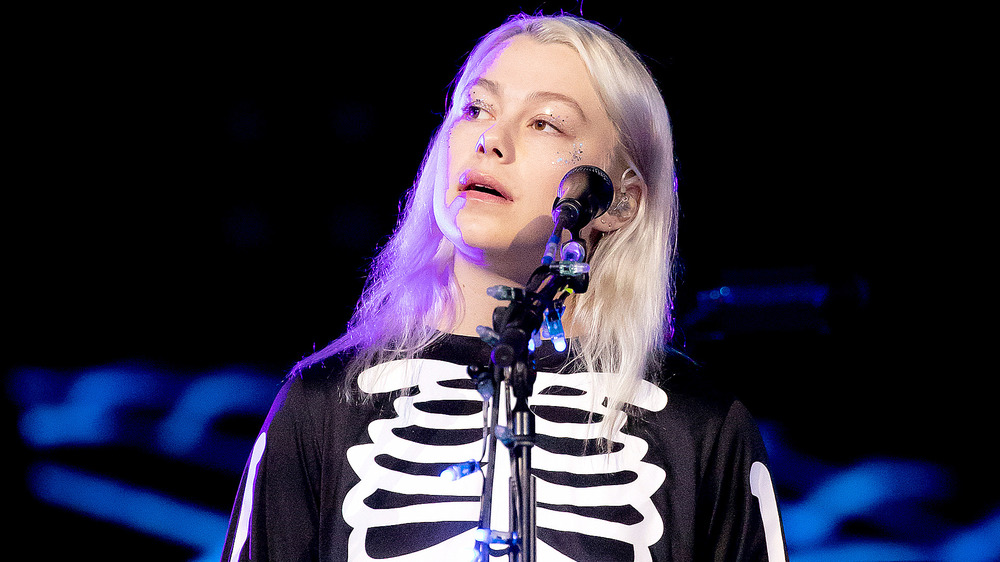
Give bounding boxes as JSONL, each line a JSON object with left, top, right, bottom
{"left": 556, "top": 165, "right": 614, "bottom": 225}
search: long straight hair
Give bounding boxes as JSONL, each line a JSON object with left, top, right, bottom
{"left": 294, "top": 13, "right": 678, "bottom": 444}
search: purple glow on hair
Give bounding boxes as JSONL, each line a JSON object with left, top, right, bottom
{"left": 436, "top": 193, "right": 466, "bottom": 241}
{"left": 295, "top": 13, "right": 682, "bottom": 409}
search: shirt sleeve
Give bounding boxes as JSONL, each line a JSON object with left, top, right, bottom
{"left": 698, "top": 399, "right": 788, "bottom": 562}
{"left": 220, "top": 374, "right": 323, "bottom": 562}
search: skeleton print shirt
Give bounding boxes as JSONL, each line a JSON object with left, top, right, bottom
{"left": 222, "top": 334, "right": 786, "bottom": 561}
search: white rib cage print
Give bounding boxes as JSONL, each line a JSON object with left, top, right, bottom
{"left": 343, "top": 358, "right": 668, "bottom": 561}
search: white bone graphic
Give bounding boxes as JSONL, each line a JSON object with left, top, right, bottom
{"left": 344, "top": 359, "right": 668, "bottom": 561}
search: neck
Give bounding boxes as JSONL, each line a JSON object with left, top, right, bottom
{"left": 444, "top": 248, "right": 588, "bottom": 340}
{"left": 445, "top": 252, "right": 530, "bottom": 337}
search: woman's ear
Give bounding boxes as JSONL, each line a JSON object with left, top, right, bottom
{"left": 591, "top": 167, "right": 644, "bottom": 233}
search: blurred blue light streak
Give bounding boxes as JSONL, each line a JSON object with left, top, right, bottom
{"left": 29, "top": 462, "right": 227, "bottom": 562}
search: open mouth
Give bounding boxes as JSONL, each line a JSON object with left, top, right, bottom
{"left": 465, "top": 184, "right": 506, "bottom": 198}
{"left": 459, "top": 170, "right": 511, "bottom": 201}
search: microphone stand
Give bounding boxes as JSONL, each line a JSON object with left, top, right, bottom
{"left": 468, "top": 226, "right": 592, "bottom": 562}
{"left": 459, "top": 164, "right": 611, "bottom": 561}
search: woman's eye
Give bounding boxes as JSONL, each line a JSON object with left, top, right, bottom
{"left": 531, "top": 119, "right": 561, "bottom": 133}
{"left": 464, "top": 100, "right": 492, "bottom": 120}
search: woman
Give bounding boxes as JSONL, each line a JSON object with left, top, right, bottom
{"left": 222, "top": 13, "right": 786, "bottom": 561}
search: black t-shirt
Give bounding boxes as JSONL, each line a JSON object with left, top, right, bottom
{"left": 221, "top": 334, "right": 786, "bottom": 561}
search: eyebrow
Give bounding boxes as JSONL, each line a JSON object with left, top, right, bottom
{"left": 469, "top": 78, "right": 588, "bottom": 122}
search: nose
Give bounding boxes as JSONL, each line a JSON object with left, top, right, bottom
{"left": 476, "top": 126, "right": 510, "bottom": 160}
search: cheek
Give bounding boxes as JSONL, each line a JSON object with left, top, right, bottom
{"left": 539, "top": 139, "right": 616, "bottom": 198}
{"left": 444, "top": 136, "right": 467, "bottom": 204}
{"left": 546, "top": 137, "right": 615, "bottom": 176}
{"left": 448, "top": 121, "right": 480, "bottom": 162}
{"left": 524, "top": 139, "right": 586, "bottom": 197}
{"left": 551, "top": 141, "right": 585, "bottom": 167}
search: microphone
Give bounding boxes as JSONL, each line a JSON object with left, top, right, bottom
{"left": 551, "top": 165, "right": 614, "bottom": 232}
{"left": 542, "top": 166, "right": 614, "bottom": 264}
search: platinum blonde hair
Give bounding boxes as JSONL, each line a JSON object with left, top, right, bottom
{"left": 295, "top": 13, "right": 678, "bottom": 445}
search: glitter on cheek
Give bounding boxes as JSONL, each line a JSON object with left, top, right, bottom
{"left": 552, "top": 142, "right": 584, "bottom": 166}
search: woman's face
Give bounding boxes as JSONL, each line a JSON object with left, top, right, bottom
{"left": 436, "top": 36, "right": 620, "bottom": 284}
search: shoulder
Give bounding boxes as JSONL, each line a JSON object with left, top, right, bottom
{"left": 259, "top": 355, "right": 354, "bottom": 433}
{"left": 647, "top": 348, "right": 768, "bottom": 461}
{"left": 657, "top": 348, "right": 736, "bottom": 416}
{"left": 289, "top": 354, "right": 351, "bottom": 398}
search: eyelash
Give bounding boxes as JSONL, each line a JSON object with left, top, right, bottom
{"left": 462, "top": 99, "right": 493, "bottom": 121}
{"left": 461, "top": 101, "right": 565, "bottom": 134}
{"left": 531, "top": 117, "right": 563, "bottom": 133}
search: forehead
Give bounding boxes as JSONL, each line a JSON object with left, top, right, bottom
{"left": 471, "top": 36, "right": 606, "bottom": 114}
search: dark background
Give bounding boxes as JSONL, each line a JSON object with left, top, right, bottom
{"left": 7, "top": 2, "right": 991, "bottom": 560}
